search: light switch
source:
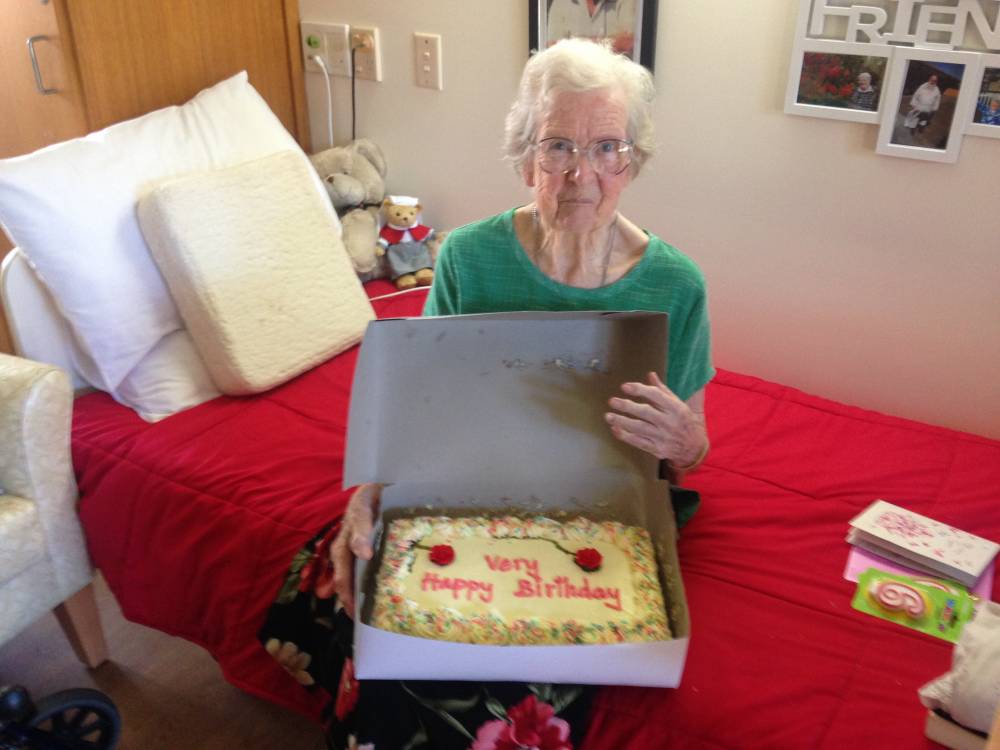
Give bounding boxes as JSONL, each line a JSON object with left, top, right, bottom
{"left": 414, "top": 32, "right": 443, "bottom": 90}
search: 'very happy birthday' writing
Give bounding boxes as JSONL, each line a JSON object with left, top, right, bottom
{"left": 419, "top": 553, "right": 623, "bottom": 611}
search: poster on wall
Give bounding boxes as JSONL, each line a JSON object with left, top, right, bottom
{"left": 966, "top": 53, "right": 1000, "bottom": 138}
{"left": 529, "top": 0, "right": 658, "bottom": 70}
{"left": 876, "top": 47, "right": 982, "bottom": 162}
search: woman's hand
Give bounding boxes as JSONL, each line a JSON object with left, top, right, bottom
{"left": 605, "top": 372, "right": 708, "bottom": 471}
{"left": 330, "top": 482, "right": 382, "bottom": 618}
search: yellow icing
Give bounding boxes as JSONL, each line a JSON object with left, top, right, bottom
{"left": 371, "top": 515, "right": 670, "bottom": 645}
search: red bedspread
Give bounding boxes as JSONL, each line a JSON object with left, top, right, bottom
{"left": 72, "top": 283, "right": 1000, "bottom": 749}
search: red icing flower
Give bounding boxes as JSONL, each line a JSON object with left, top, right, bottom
{"left": 574, "top": 548, "right": 602, "bottom": 572}
{"left": 471, "top": 694, "right": 572, "bottom": 750}
{"left": 429, "top": 544, "right": 455, "bottom": 566}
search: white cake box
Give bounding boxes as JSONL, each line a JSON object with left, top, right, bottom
{"left": 343, "top": 311, "right": 690, "bottom": 687}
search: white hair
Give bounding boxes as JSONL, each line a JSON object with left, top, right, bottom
{"left": 503, "top": 38, "right": 656, "bottom": 176}
{"left": 858, "top": 72, "right": 872, "bottom": 82}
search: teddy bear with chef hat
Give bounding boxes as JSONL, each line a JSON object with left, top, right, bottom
{"left": 378, "top": 195, "right": 435, "bottom": 290}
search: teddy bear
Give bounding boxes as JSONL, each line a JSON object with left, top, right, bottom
{"left": 309, "top": 138, "right": 388, "bottom": 281}
{"left": 378, "top": 196, "right": 435, "bottom": 290}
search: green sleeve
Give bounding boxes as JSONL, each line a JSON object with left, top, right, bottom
{"left": 423, "top": 236, "right": 461, "bottom": 316}
{"left": 666, "top": 280, "right": 714, "bottom": 402}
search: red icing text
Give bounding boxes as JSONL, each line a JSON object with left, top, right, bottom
{"left": 421, "top": 572, "right": 494, "bottom": 603}
{"left": 513, "top": 573, "right": 622, "bottom": 612}
{"left": 483, "top": 555, "right": 540, "bottom": 577}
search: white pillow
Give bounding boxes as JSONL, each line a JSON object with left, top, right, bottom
{"left": 919, "top": 600, "right": 1000, "bottom": 734}
{"left": 137, "top": 151, "right": 374, "bottom": 394}
{"left": 0, "top": 72, "right": 335, "bottom": 418}
{"left": 115, "top": 331, "right": 221, "bottom": 421}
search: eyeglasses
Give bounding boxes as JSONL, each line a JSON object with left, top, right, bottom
{"left": 534, "top": 137, "right": 634, "bottom": 176}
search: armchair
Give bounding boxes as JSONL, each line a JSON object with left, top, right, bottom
{"left": 0, "top": 354, "right": 106, "bottom": 667}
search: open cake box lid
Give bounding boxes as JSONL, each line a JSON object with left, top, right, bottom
{"left": 343, "top": 311, "right": 667, "bottom": 488}
{"left": 343, "top": 311, "right": 691, "bottom": 686}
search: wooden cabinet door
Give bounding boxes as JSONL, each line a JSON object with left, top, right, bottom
{"left": 64, "top": 0, "right": 310, "bottom": 146}
{"left": 0, "top": 0, "right": 309, "bottom": 354}
{"left": 0, "top": 0, "right": 89, "bottom": 353}
{"left": 0, "top": 1, "right": 88, "bottom": 159}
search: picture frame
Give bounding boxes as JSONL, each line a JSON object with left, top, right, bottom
{"left": 528, "top": 0, "right": 658, "bottom": 71}
{"left": 784, "top": 38, "right": 893, "bottom": 124}
{"left": 876, "top": 47, "right": 983, "bottom": 163}
{"left": 966, "top": 53, "right": 1000, "bottom": 139}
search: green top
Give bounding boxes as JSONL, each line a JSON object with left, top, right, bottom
{"left": 423, "top": 207, "right": 715, "bottom": 401}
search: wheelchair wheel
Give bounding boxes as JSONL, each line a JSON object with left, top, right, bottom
{"left": 28, "top": 688, "right": 121, "bottom": 749}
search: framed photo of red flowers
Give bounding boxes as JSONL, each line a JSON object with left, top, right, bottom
{"left": 528, "top": 0, "right": 658, "bottom": 71}
{"left": 785, "top": 38, "right": 893, "bottom": 124}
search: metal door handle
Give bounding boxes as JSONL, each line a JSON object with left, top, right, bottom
{"left": 27, "top": 35, "right": 58, "bottom": 95}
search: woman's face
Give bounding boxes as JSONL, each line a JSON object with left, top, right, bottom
{"left": 525, "top": 88, "right": 632, "bottom": 235}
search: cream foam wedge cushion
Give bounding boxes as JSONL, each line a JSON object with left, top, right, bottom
{"left": 137, "top": 150, "right": 374, "bottom": 395}
{"left": 0, "top": 72, "right": 327, "bottom": 419}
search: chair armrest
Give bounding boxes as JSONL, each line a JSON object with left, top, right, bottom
{"left": 0, "top": 353, "right": 92, "bottom": 598}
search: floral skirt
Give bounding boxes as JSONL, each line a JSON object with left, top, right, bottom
{"left": 257, "top": 521, "right": 593, "bottom": 749}
{"left": 258, "top": 488, "right": 698, "bottom": 749}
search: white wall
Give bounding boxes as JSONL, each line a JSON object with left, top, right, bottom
{"left": 300, "top": 0, "right": 1000, "bottom": 439}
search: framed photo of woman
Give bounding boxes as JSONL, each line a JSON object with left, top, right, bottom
{"left": 876, "top": 47, "right": 983, "bottom": 163}
{"left": 529, "top": 0, "right": 658, "bottom": 71}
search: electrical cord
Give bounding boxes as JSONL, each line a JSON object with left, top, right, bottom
{"left": 350, "top": 45, "right": 357, "bottom": 141}
{"left": 310, "top": 54, "right": 334, "bottom": 148}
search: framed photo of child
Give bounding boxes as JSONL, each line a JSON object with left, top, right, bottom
{"left": 876, "top": 47, "right": 983, "bottom": 163}
{"left": 966, "top": 54, "right": 1000, "bottom": 139}
{"left": 784, "top": 39, "right": 893, "bottom": 124}
{"left": 528, "top": 0, "right": 658, "bottom": 71}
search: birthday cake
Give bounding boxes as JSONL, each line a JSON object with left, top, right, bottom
{"left": 370, "top": 515, "right": 670, "bottom": 645}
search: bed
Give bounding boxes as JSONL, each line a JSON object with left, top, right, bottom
{"left": 66, "top": 280, "right": 1000, "bottom": 749}
{"left": 2, "top": 69, "right": 991, "bottom": 748}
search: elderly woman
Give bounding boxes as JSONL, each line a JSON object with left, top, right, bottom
{"left": 337, "top": 36, "right": 712, "bottom": 595}
{"left": 264, "top": 38, "right": 713, "bottom": 749}
{"left": 849, "top": 71, "right": 878, "bottom": 110}
{"left": 424, "top": 38, "right": 712, "bottom": 470}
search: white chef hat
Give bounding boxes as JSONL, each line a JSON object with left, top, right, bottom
{"left": 386, "top": 195, "right": 419, "bottom": 206}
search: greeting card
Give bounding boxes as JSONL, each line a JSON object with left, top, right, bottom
{"left": 847, "top": 500, "right": 999, "bottom": 588}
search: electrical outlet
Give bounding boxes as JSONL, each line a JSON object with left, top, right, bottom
{"left": 326, "top": 25, "right": 351, "bottom": 77}
{"left": 351, "top": 26, "right": 382, "bottom": 82}
{"left": 300, "top": 23, "right": 350, "bottom": 77}
{"left": 301, "top": 23, "right": 328, "bottom": 73}
{"left": 414, "top": 32, "right": 443, "bottom": 90}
